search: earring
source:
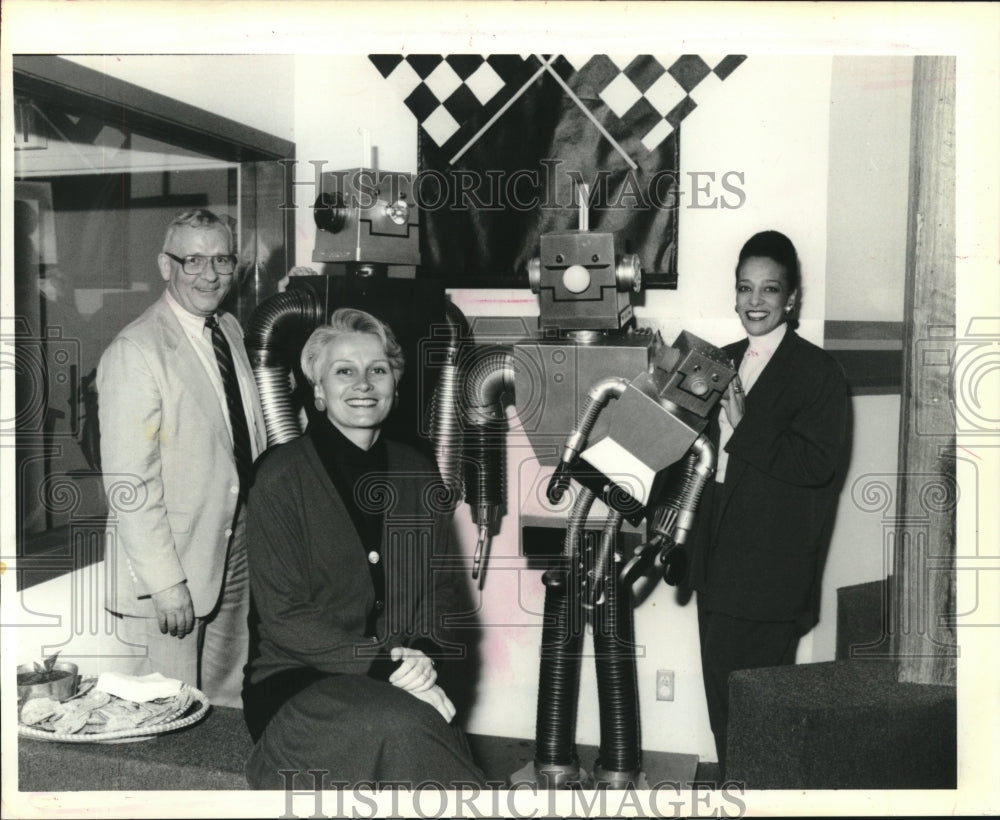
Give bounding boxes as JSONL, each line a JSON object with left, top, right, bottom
{"left": 784, "top": 305, "right": 793, "bottom": 314}
{"left": 314, "top": 393, "right": 326, "bottom": 412}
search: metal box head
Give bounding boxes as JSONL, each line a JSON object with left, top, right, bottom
{"left": 578, "top": 382, "right": 707, "bottom": 522}
{"left": 312, "top": 168, "right": 420, "bottom": 267}
{"left": 647, "top": 330, "right": 736, "bottom": 418}
{"left": 576, "top": 331, "right": 735, "bottom": 523}
{"left": 530, "top": 229, "right": 641, "bottom": 333}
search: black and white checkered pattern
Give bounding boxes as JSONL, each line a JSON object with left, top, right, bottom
{"left": 369, "top": 55, "right": 536, "bottom": 148}
{"left": 564, "top": 54, "right": 746, "bottom": 150}
{"left": 369, "top": 54, "right": 745, "bottom": 155}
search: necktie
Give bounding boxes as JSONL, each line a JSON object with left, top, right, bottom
{"left": 205, "top": 314, "right": 253, "bottom": 495}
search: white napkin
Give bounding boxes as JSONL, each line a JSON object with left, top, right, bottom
{"left": 94, "top": 671, "right": 183, "bottom": 702}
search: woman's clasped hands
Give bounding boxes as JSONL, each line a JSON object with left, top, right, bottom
{"left": 389, "top": 646, "right": 455, "bottom": 723}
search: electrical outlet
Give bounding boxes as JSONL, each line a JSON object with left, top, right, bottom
{"left": 656, "top": 669, "right": 674, "bottom": 701}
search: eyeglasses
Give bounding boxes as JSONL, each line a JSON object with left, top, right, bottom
{"left": 164, "top": 252, "right": 238, "bottom": 276}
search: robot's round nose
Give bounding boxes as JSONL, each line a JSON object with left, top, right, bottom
{"left": 562, "top": 264, "right": 591, "bottom": 294}
{"left": 687, "top": 376, "right": 709, "bottom": 396}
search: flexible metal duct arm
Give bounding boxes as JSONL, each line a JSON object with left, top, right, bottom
{"left": 620, "top": 433, "right": 716, "bottom": 588}
{"left": 547, "top": 376, "right": 630, "bottom": 505}
{"left": 244, "top": 289, "right": 324, "bottom": 447}
{"left": 460, "top": 347, "right": 515, "bottom": 585}
{"left": 430, "top": 300, "right": 471, "bottom": 502}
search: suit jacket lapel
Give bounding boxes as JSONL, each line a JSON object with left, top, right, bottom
{"left": 742, "top": 329, "right": 797, "bottom": 415}
{"left": 713, "top": 333, "right": 797, "bottom": 540}
{"left": 153, "top": 297, "right": 234, "bottom": 457}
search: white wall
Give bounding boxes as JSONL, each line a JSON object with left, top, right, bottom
{"left": 660, "top": 55, "right": 833, "bottom": 349}
{"left": 290, "top": 55, "right": 417, "bottom": 264}
{"left": 826, "top": 56, "right": 911, "bottom": 323}
{"left": 14, "top": 555, "right": 144, "bottom": 677}
{"left": 13, "top": 54, "right": 908, "bottom": 765}
{"left": 803, "top": 55, "right": 913, "bottom": 661}
{"left": 805, "top": 393, "right": 900, "bottom": 664}
{"left": 63, "top": 55, "right": 296, "bottom": 144}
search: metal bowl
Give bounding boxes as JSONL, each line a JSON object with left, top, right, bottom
{"left": 17, "top": 661, "right": 80, "bottom": 705}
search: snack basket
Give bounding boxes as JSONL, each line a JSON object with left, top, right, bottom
{"left": 18, "top": 679, "right": 210, "bottom": 743}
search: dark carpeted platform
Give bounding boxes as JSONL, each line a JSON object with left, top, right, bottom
{"left": 836, "top": 579, "right": 890, "bottom": 660}
{"left": 726, "top": 658, "right": 956, "bottom": 790}
{"left": 19, "top": 706, "right": 697, "bottom": 792}
{"left": 19, "top": 705, "right": 254, "bottom": 791}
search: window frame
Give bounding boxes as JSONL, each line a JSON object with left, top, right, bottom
{"left": 12, "top": 55, "right": 295, "bottom": 589}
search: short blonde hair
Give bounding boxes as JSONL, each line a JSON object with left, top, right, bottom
{"left": 300, "top": 308, "right": 405, "bottom": 387}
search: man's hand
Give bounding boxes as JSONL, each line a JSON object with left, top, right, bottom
{"left": 389, "top": 646, "right": 437, "bottom": 693}
{"left": 151, "top": 581, "right": 195, "bottom": 637}
{"left": 408, "top": 684, "right": 456, "bottom": 724}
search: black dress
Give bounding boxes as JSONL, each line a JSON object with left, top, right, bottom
{"left": 242, "top": 418, "right": 485, "bottom": 789}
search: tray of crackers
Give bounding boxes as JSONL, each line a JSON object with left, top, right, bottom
{"left": 18, "top": 676, "right": 210, "bottom": 743}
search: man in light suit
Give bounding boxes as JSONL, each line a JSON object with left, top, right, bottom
{"left": 98, "top": 209, "right": 267, "bottom": 707}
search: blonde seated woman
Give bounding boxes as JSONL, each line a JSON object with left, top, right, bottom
{"left": 242, "top": 308, "right": 484, "bottom": 789}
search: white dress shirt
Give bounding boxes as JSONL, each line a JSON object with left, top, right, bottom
{"left": 165, "top": 289, "right": 260, "bottom": 459}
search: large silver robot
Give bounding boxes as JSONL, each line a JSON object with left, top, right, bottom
{"left": 453, "top": 197, "right": 734, "bottom": 788}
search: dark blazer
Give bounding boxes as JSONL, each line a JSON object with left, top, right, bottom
{"left": 688, "top": 329, "right": 849, "bottom": 627}
{"left": 245, "top": 434, "right": 461, "bottom": 684}
{"left": 242, "top": 434, "right": 464, "bottom": 739}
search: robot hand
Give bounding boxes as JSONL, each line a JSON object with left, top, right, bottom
{"left": 619, "top": 536, "right": 688, "bottom": 588}
{"left": 547, "top": 462, "right": 573, "bottom": 505}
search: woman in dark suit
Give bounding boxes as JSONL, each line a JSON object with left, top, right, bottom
{"left": 687, "top": 231, "right": 850, "bottom": 774}
{"left": 242, "top": 308, "right": 484, "bottom": 789}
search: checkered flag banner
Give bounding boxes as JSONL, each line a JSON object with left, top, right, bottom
{"left": 370, "top": 54, "right": 744, "bottom": 158}
{"left": 368, "top": 54, "right": 747, "bottom": 286}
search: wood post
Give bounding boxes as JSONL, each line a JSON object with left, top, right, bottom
{"left": 893, "top": 56, "right": 957, "bottom": 685}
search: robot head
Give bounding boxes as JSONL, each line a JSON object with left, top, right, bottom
{"left": 578, "top": 331, "right": 735, "bottom": 522}
{"left": 528, "top": 229, "right": 641, "bottom": 334}
{"left": 313, "top": 168, "right": 420, "bottom": 271}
